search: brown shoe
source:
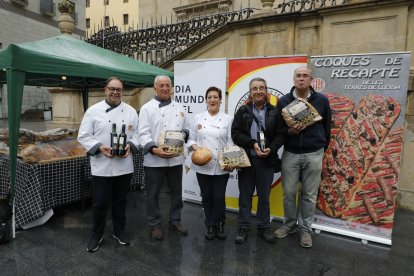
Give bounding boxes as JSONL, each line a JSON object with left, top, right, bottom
{"left": 151, "top": 226, "right": 163, "bottom": 240}
{"left": 169, "top": 223, "right": 188, "bottom": 236}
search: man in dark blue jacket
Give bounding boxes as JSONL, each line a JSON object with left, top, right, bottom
{"left": 274, "top": 66, "right": 331, "bottom": 248}
{"left": 231, "top": 77, "right": 285, "bottom": 244}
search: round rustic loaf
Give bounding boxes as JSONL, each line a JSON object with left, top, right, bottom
{"left": 192, "top": 147, "right": 212, "bottom": 166}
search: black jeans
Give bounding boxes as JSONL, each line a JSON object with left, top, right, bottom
{"left": 196, "top": 173, "right": 229, "bottom": 227}
{"left": 144, "top": 165, "right": 183, "bottom": 227}
{"left": 91, "top": 174, "right": 131, "bottom": 240}
{"left": 237, "top": 157, "right": 274, "bottom": 230}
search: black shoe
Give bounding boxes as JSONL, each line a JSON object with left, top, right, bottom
{"left": 113, "top": 233, "right": 131, "bottom": 246}
{"left": 257, "top": 228, "right": 277, "bottom": 243}
{"left": 86, "top": 236, "right": 103, "bottom": 253}
{"left": 234, "top": 228, "right": 248, "bottom": 244}
{"left": 215, "top": 222, "right": 226, "bottom": 240}
{"left": 205, "top": 226, "right": 215, "bottom": 240}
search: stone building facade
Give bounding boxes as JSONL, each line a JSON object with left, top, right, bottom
{"left": 85, "top": 0, "right": 139, "bottom": 33}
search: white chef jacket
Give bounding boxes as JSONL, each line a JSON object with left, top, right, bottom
{"left": 78, "top": 100, "right": 139, "bottom": 177}
{"left": 138, "top": 99, "right": 188, "bottom": 167}
{"left": 187, "top": 111, "right": 233, "bottom": 175}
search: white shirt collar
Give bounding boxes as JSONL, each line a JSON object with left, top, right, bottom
{"left": 293, "top": 89, "right": 311, "bottom": 100}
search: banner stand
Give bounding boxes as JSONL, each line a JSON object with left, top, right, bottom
{"left": 312, "top": 223, "right": 391, "bottom": 246}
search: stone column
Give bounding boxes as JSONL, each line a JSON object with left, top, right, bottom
{"left": 47, "top": 88, "right": 83, "bottom": 129}
{"left": 261, "top": 0, "right": 275, "bottom": 10}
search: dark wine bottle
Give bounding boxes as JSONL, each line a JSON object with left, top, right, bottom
{"left": 118, "top": 124, "right": 127, "bottom": 156}
{"left": 110, "top": 123, "right": 118, "bottom": 155}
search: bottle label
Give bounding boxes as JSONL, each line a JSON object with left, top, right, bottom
{"left": 119, "top": 137, "right": 125, "bottom": 148}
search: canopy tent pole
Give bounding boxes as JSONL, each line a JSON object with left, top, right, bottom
{"left": 6, "top": 69, "right": 25, "bottom": 239}
{"left": 81, "top": 80, "right": 89, "bottom": 112}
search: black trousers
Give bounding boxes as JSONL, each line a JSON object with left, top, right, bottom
{"left": 196, "top": 173, "right": 229, "bottom": 227}
{"left": 91, "top": 174, "right": 131, "bottom": 240}
{"left": 144, "top": 165, "right": 183, "bottom": 227}
{"left": 237, "top": 157, "right": 274, "bottom": 230}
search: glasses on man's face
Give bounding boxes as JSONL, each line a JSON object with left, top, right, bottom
{"left": 251, "top": 86, "right": 267, "bottom": 92}
{"left": 106, "top": 87, "right": 123, "bottom": 94}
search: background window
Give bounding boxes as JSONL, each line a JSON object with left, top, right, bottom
{"left": 124, "top": 0, "right": 128, "bottom": 3}
{"left": 86, "top": 0, "right": 90, "bottom": 7}
{"left": 104, "top": 0, "right": 109, "bottom": 5}
{"left": 86, "top": 18, "right": 90, "bottom": 29}
{"left": 123, "top": 14, "right": 129, "bottom": 25}
{"left": 104, "top": 16, "right": 110, "bottom": 27}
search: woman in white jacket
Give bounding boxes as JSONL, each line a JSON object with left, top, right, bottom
{"left": 187, "top": 87, "right": 233, "bottom": 240}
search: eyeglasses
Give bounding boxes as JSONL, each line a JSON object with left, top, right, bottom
{"left": 251, "top": 86, "right": 267, "bottom": 92}
{"left": 106, "top": 87, "right": 123, "bottom": 93}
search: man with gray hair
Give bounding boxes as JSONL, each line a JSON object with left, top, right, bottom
{"left": 138, "top": 75, "right": 189, "bottom": 240}
{"left": 231, "top": 77, "right": 285, "bottom": 244}
{"left": 274, "top": 66, "right": 331, "bottom": 248}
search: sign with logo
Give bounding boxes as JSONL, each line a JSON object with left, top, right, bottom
{"left": 310, "top": 52, "right": 411, "bottom": 245}
{"left": 227, "top": 56, "right": 308, "bottom": 217}
{"left": 174, "top": 59, "right": 227, "bottom": 202}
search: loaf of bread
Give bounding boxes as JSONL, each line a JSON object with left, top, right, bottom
{"left": 218, "top": 145, "right": 251, "bottom": 170}
{"left": 281, "top": 98, "right": 322, "bottom": 128}
{"left": 157, "top": 130, "right": 185, "bottom": 156}
{"left": 34, "top": 128, "right": 77, "bottom": 142}
{"left": 0, "top": 128, "right": 35, "bottom": 144}
{"left": 18, "top": 139, "right": 86, "bottom": 163}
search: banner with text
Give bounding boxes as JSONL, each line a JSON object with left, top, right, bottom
{"left": 174, "top": 59, "right": 227, "bottom": 202}
{"left": 310, "top": 52, "right": 411, "bottom": 245}
{"left": 227, "top": 56, "right": 308, "bottom": 217}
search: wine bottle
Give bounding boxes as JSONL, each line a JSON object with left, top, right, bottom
{"left": 258, "top": 130, "right": 266, "bottom": 151}
{"left": 118, "top": 124, "right": 127, "bottom": 156}
{"left": 110, "top": 123, "right": 118, "bottom": 155}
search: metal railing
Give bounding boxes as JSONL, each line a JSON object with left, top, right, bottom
{"left": 86, "top": 0, "right": 351, "bottom": 66}
{"left": 86, "top": 7, "right": 254, "bottom": 66}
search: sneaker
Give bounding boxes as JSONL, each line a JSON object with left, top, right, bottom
{"left": 215, "top": 222, "right": 226, "bottom": 240}
{"left": 205, "top": 226, "right": 215, "bottom": 240}
{"left": 299, "top": 231, "right": 312, "bottom": 248}
{"left": 274, "top": 226, "right": 296, "bottom": 238}
{"left": 257, "top": 228, "right": 277, "bottom": 243}
{"left": 86, "top": 236, "right": 103, "bottom": 253}
{"left": 169, "top": 223, "right": 188, "bottom": 236}
{"left": 234, "top": 228, "right": 248, "bottom": 244}
{"left": 151, "top": 226, "right": 163, "bottom": 240}
{"left": 113, "top": 233, "right": 131, "bottom": 246}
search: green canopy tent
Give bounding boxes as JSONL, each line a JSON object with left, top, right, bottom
{"left": 0, "top": 35, "right": 173, "bottom": 237}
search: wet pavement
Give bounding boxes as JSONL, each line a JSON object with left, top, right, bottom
{"left": 1, "top": 119, "right": 414, "bottom": 275}
{"left": 0, "top": 119, "right": 49, "bottom": 132}
{"left": 0, "top": 190, "right": 413, "bottom": 275}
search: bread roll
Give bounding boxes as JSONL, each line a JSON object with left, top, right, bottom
{"left": 192, "top": 147, "right": 212, "bottom": 166}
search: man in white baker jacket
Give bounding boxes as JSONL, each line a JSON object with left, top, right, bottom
{"left": 78, "top": 77, "right": 139, "bottom": 253}
{"left": 138, "top": 75, "right": 189, "bottom": 240}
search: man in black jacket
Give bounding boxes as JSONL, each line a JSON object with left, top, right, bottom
{"left": 274, "top": 66, "right": 331, "bottom": 248}
{"left": 231, "top": 77, "right": 285, "bottom": 244}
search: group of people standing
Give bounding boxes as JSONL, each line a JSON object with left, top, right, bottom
{"left": 78, "top": 66, "right": 331, "bottom": 253}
